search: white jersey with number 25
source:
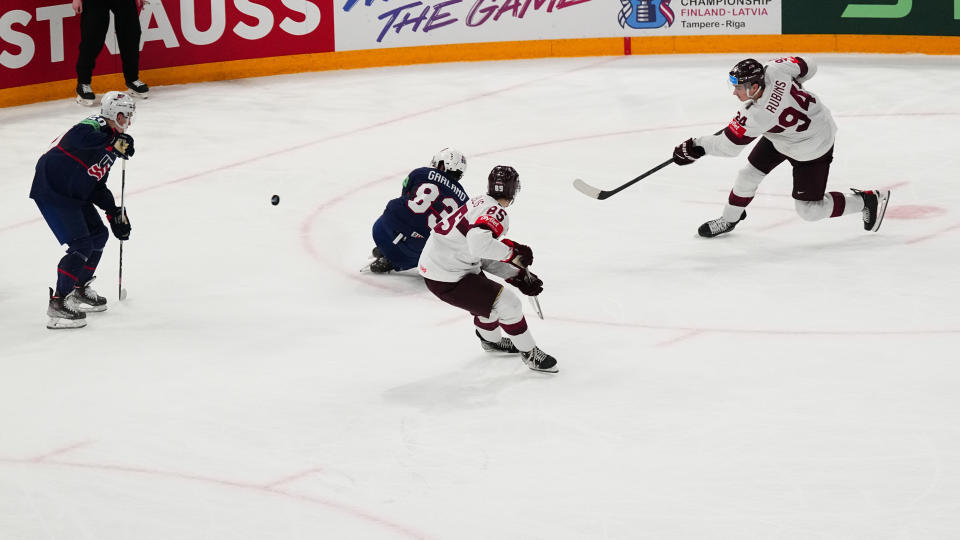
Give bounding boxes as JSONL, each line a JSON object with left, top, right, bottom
{"left": 418, "top": 194, "right": 513, "bottom": 283}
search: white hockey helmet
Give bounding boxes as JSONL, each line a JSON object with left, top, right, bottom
{"left": 430, "top": 147, "right": 467, "bottom": 181}
{"left": 100, "top": 91, "right": 136, "bottom": 128}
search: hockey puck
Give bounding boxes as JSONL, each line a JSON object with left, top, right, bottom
{"left": 271, "top": 194, "right": 280, "bottom": 206}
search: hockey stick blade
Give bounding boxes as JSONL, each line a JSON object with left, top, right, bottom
{"left": 573, "top": 158, "right": 675, "bottom": 200}
{"left": 572, "top": 178, "right": 603, "bottom": 199}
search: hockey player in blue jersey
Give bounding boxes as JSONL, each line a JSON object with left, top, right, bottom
{"left": 30, "top": 91, "right": 136, "bottom": 329}
{"left": 367, "top": 148, "right": 470, "bottom": 273}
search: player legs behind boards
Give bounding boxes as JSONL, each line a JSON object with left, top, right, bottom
{"left": 671, "top": 56, "right": 890, "bottom": 238}
{"left": 74, "top": 0, "right": 150, "bottom": 105}
{"left": 418, "top": 165, "right": 557, "bottom": 373}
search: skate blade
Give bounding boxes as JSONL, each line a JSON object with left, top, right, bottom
{"left": 872, "top": 190, "right": 891, "bottom": 232}
{"left": 522, "top": 359, "right": 559, "bottom": 373}
{"left": 47, "top": 317, "right": 87, "bottom": 329}
{"left": 127, "top": 90, "right": 149, "bottom": 100}
{"left": 78, "top": 303, "right": 107, "bottom": 312}
{"left": 76, "top": 96, "right": 95, "bottom": 106}
{"left": 480, "top": 346, "right": 520, "bottom": 355}
{"left": 527, "top": 364, "right": 559, "bottom": 374}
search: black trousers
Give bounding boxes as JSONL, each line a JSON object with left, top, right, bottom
{"left": 76, "top": 0, "right": 142, "bottom": 84}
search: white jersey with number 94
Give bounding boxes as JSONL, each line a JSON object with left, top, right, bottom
{"left": 697, "top": 56, "right": 838, "bottom": 162}
{"left": 418, "top": 194, "right": 514, "bottom": 283}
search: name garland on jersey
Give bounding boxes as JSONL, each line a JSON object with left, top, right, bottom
{"left": 426, "top": 170, "right": 468, "bottom": 201}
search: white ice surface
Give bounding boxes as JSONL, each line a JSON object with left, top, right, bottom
{"left": 2, "top": 53, "right": 960, "bottom": 540}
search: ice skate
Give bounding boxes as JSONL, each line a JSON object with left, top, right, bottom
{"left": 76, "top": 83, "right": 95, "bottom": 106}
{"left": 520, "top": 347, "right": 558, "bottom": 373}
{"left": 74, "top": 277, "right": 107, "bottom": 312}
{"left": 698, "top": 211, "right": 746, "bottom": 238}
{"left": 476, "top": 330, "right": 519, "bottom": 353}
{"left": 368, "top": 256, "right": 395, "bottom": 274}
{"left": 47, "top": 288, "right": 87, "bottom": 329}
{"left": 125, "top": 79, "right": 150, "bottom": 99}
{"left": 852, "top": 189, "right": 891, "bottom": 232}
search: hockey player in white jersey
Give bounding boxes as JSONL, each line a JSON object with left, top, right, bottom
{"left": 672, "top": 56, "right": 891, "bottom": 237}
{"left": 418, "top": 165, "right": 558, "bottom": 373}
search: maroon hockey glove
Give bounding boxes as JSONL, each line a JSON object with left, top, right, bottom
{"left": 106, "top": 207, "right": 131, "bottom": 240}
{"left": 507, "top": 270, "right": 543, "bottom": 297}
{"left": 672, "top": 138, "right": 705, "bottom": 166}
{"left": 501, "top": 239, "right": 533, "bottom": 268}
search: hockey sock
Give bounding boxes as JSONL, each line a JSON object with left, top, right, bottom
{"left": 56, "top": 251, "right": 87, "bottom": 297}
{"left": 489, "top": 291, "right": 536, "bottom": 351}
{"left": 500, "top": 318, "right": 535, "bottom": 352}
{"left": 722, "top": 203, "right": 749, "bottom": 223}
{"left": 474, "top": 316, "right": 502, "bottom": 342}
{"left": 720, "top": 164, "right": 764, "bottom": 222}
{"left": 838, "top": 191, "right": 865, "bottom": 216}
{"left": 77, "top": 249, "right": 103, "bottom": 284}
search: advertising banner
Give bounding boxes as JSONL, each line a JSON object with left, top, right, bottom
{"left": 783, "top": 0, "right": 960, "bottom": 36}
{"left": 0, "top": 0, "right": 335, "bottom": 90}
{"left": 334, "top": 0, "right": 782, "bottom": 51}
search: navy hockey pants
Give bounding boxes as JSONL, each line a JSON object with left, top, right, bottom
{"left": 372, "top": 216, "right": 425, "bottom": 271}
{"left": 36, "top": 200, "right": 109, "bottom": 296}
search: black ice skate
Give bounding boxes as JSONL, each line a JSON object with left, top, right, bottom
{"left": 74, "top": 277, "right": 107, "bottom": 312}
{"left": 368, "top": 256, "right": 395, "bottom": 273}
{"left": 76, "top": 83, "right": 95, "bottom": 106}
{"left": 371, "top": 246, "right": 383, "bottom": 258}
{"left": 47, "top": 288, "right": 87, "bottom": 329}
{"left": 126, "top": 79, "right": 150, "bottom": 99}
{"left": 852, "top": 189, "right": 891, "bottom": 232}
{"left": 698, "top": 210, "right": 747, "bottom": 238}
{"left": 476, "top": 330, "right": 520, "bottom": 353}
{"left": 520, "top": 347, "right": 558, "bottom": 373}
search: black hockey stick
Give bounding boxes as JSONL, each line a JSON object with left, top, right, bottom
{"left": 510, "top": 260, "right": 544, "bottom": 320}
{"left": 573, "top": 158, "right": 673, "bottom": 200}
{"left": 118, "top": 160, "right": 127, "bottom": 301}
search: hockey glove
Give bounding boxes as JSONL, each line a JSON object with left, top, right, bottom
{"left": 110, "top": 133, "right": 135, "bottom": 159}
{"left": 507, "top": 270, "right": 543, "bottom": 297}
{"left": 501, "top": 239, "right": 533, "bottom": 269}
{"left": 672, "top": 138, "right": 705, "bottom": 166}
{"left": 106, "top": 207, "right": 131, "bottom": 240}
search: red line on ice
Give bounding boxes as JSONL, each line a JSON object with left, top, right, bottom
{"left": 0, "top": 455, "right": 433, "bottom": 540}
{"left": 29, "top": 440, "right": 92, "bottom": 462}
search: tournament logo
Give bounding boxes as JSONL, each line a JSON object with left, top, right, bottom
{"left": 618, "top": 0, "right": 675, "bottom": 29}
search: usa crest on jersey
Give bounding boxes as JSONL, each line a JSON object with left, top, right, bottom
{"left": 618, "top": 0, "right": 675, "bottom": 29}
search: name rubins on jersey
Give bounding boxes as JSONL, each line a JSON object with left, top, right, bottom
{"left": 698, "top": 56, "right": 838, "bottom": 163}
{"left": 765, "top": 79, "right": 787, "bottom": 114}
